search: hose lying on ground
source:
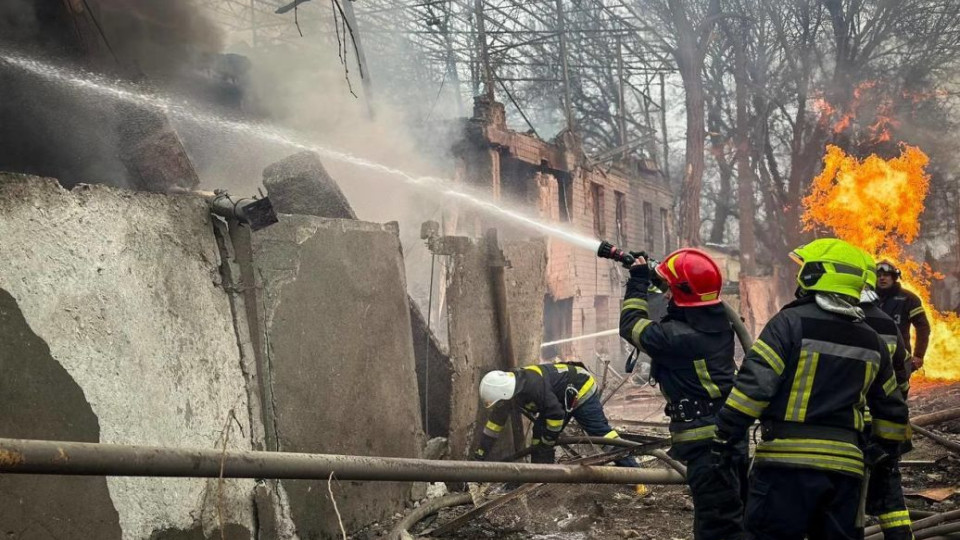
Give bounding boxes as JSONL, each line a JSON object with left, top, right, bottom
{"left": 387, "top": 492, "right": 473, "bottom": 540}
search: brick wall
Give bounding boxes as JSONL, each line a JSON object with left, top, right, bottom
{"left": 454, "top": 113, "right": 674, "bottom": 366}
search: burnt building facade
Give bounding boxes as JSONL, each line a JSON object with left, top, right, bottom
{"left": 452, "top": 97, "right": 675, "bottom": 369}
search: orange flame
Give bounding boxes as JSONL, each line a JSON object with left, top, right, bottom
{"left": 803, "top": 145, "right": 960, "bottom": 381}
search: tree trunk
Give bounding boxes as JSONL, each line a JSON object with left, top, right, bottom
{"left": 678, "top": 50, "right": 707, "bottom": 247}
{"left": 732, "top": 25, "right": 757, "bottom": 276}
{"left": 707, "top": 95, "right": 733, "bottom": 245}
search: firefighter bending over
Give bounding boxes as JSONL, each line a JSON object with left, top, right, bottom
{"left": 620, "top": 248, "right": 744, "bottom": 540}
{"left": 713, "top": 238, "right": 910, "bottom": 540}
{"left": 474, "top": 362, "right": 638, "bottom": 466}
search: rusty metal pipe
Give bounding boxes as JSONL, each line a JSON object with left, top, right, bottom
{"left": 0, "top": 438, "right": 686, "bottom": 485}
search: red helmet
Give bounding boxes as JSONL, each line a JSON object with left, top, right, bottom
{"left": 655, "top": 248, "right": 723, "bottom": 307}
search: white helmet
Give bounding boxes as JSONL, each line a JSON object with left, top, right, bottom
{"left": 479, "top": 370, "right": 517, "bottom": 408}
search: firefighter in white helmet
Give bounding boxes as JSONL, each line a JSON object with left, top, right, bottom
{"left": 475, "top": 362, "right": 637, "bottom": 466}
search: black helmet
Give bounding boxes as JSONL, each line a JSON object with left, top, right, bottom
{"left": 876, "top": 260, "right": 901, "bottom": 280}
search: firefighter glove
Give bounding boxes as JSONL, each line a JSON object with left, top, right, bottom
{"left": 629, "top": 260, "right": 651, "bottom": 280}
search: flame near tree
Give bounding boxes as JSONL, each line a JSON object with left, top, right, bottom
{"left": 802, "top": 144, "right": 960, "bottom": 380}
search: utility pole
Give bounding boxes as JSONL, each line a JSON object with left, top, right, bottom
{"left": 616, "top": 35, "right": 627, "bottom": 158}
{"left": 250, "top": 0, "right": 258, "bottom": 46}
{"left": 474, "top": 0, "right": 495, "bottom": 99}
{"left": 554, "top": 0, "right": 574, "bottom": 131}
{"left": 659, "top": 72, "right": 670, "bottom": 180}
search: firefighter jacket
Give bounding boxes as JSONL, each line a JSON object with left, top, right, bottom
{"left": 862, "top": 301, "right": 911, "bottom": 393}
{"left": 715, "top": 295, "right": 911, "bottom": 479}
{"left": 619, "top": 266, "right": 736, "bottom": 460}
{"left": 878, "top": 282, "right": 930, "bottom": 360}
{"left": 475, "top": 363, "right": 597, "bottom": 459}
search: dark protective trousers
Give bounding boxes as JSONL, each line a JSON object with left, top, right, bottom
{"left": 745, "top": 467, "right": 862, "bottom": 540}
{"left": 686, "top": 447, "right": 748, "bottom": 540}
{"left": 867, "top": 459, "right": 913, "bottom": 540}
{"left": 530, "top": 393, "right": 639, "bottom": 467}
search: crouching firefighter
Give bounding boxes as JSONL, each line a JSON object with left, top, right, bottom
{"left": 713, "top": 238, "right": 911, "bottom": 540}
{"left": 860, "top": 253, "right": 915, "bottom": 540}
{"left": 474, "top": 362, "right": 638, "bottom": 466}
{"left": 619, "top": 247, "right": 745, "bottom": 540}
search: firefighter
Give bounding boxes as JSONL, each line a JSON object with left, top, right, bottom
{"left": 619, "top": 248, "right": 744, "bottom": 540}
{"left": 861, "top": 254, "right": 915, "bottom": 540}
{"left": 713, "top": 238, "right": 911, "bottom": 540}
{"left": 876, "top": 260, "right": 930, "bottom": 374}
{"left": 474, "top": 362, "right": 638, "bottom": 466}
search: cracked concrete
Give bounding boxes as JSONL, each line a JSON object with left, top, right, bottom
{"left": 0, "top": 174, "right": 256, "bottom": 539}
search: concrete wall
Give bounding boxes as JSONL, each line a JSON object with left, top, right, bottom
{"left": 444, "top": 235, "right": 547, "bottom": 460}
{"left": 250, "top": 215, "right": 425, "bottom": 538}
{"left": 0, "top": 175, "right": 257, "bottom": 539}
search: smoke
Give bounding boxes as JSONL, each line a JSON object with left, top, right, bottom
{"left": 175, "top": 28, "right": 465, "bottom": 326}
{"left": 0, "top": 0, "right": 225, "bottom": 187}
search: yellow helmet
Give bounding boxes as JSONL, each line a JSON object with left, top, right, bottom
{"left": 789, "top": 238, "right": 868, "bottom": 300}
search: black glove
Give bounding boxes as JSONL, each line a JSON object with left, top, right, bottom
{"left": 629, "top": 261, "right": 651, "bottom": 280}
{"left": 710, "top": 435, "right": 738, "bottom": 486}
{"left": 710, "top": 435, "right": 735, "bottom": 466}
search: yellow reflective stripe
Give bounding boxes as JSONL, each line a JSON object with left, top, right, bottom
{"left": 882, "top": 374, "right": 898, "bottom": 396}
{"left": 694, "top": 359, "right": 722, "bottom": 399}
{"left": 785, "top": 351, "right": 819, "bottom": 422}
{"left": 873, "top": 419, "right": 911, "bottom": 442}
{"left": 545, "top": 418, "right": 565, "bottom": 431}
{"left": 631, "top": 319, "right": 653, "bottom": 344}
{"left": 753, "top": 451, "right": 864, "bottom": 476}
{"left": 531, "top": 438, "right": 541, "bottom": 446}
{"left": 542, "top": 438, "right": 557, "bottom": 446}
{"left": 671, "top": 425, "right": 717, "bottom": 444}
{"left": 910, "top": 306, "right": 925, "bottom": 318}
{"left": 523, "top": 365, "right": 543, "bottom": 376}
{"left": 752, "top": 339, "right": 785, "bottom": 375}
{"left": 485, "top": 421, "right": 504, "bottom": 432}
{"left": 554, "top": 364, "right": 568, "bottom": 372}
{"left": 758, "top": 438, "right": 863, "bottom": 460}
{"left": 899, "top": 380, "right": 911, "bottom": 393}
{"left": 878, "top": 510, "right": 911, "bottom": 529}
{"left": 726, "top": 387, "right": 768, "bottom": 418}
{"left": 476, "top": 448, "right": 485, "bottom": 456}
{"left": 621, "top": 298, "right": 648, "bottom": 312}
{"left": 577, "top": 377, "right": 596, "bottom": 401}
{"left": 603, "top": 430, "right": 619, "bottom": 439}
{"left": 856, "top": 361, "right": 878, "bottom": 431}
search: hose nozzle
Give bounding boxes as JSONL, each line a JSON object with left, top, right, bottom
{"left": 597, "top": 241, "right": 636, "bottom": 268}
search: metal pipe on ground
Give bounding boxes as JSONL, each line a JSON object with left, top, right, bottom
{"left": 912, "top": 424, "right": 960, "bottom": 454}
{"left": 0, "top": 438, "right": 686, "bottom": 485}
{"left": 866, "top": 510, "right": 960, "bottom": 540}
{"left": 913, "top": 407, "right": 960, "bottom": 427}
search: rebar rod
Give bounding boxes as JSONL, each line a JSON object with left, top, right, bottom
{"left": 0, "top": 438, "right": 686, "bottom": 485}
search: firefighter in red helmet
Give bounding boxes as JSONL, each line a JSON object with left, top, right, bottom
{"left": 620, "top": 248, "right": 745, "bottom": 540}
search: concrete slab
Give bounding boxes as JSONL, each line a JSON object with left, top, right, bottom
{"left": 0, "top": 174, "right": 256, "bottom": 539}
{"left": 250, "top": 215, "right": 425, "bottom": 537}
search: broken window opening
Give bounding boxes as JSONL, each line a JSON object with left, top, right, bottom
{"left": 643, "top": 201, "right": 654, "bottom": 250}
{"left": 591, "top": 182, "right": 605, "bottom": 238}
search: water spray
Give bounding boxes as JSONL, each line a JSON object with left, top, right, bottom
{"left": 0, "top": 51, "right": 599, "bottom": 251}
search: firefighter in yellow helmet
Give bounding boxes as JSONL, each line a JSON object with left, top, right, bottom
{"left": 712, "top": 238, "right": 910, "bottom": 540}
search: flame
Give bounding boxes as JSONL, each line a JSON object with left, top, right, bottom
{"left": 802, "top": 145, "right": 960, "bottom": 381}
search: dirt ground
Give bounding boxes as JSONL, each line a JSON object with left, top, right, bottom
{"left": 361, "top": 381, "right": 960, "bottom": 539}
